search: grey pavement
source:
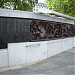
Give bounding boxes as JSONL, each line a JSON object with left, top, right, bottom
{"left": 0, "top": 48, "right": 75, "bottom": 75}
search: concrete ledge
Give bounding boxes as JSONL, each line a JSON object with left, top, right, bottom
{"left": 0, "top": 61, "right": 39, "bottom": 72}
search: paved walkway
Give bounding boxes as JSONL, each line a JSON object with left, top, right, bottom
{"left": 0, "top": 48, "right": 75, "bottom": 75}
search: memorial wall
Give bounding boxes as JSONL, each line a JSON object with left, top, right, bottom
{"left": 0, "top": 17, "right": 75, "bottom": 49}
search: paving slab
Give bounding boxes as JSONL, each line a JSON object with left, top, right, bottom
{"left": 66, "top": 48, "right": 75, "bottom": 53}
{"left": 0, "top": 48, "right": 75, "bottom": 75}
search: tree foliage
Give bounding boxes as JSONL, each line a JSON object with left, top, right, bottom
{"left": 0, "top": 0, "right": 38, "bottom": 11}
{"left": 46, "top": 0, "right": 75, "bottom": 17}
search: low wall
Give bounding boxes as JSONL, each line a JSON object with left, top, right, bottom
{"left": 74, "top": 37, "right": 75, "bottom": 47}
{"left": 0, "top": 49, "right": 8, "bottom": 68}
{"left": 0, "top": 37, "right": 75, "bottom": 70}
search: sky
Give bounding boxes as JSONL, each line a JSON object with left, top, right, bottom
{"left": 38, "top": 0, "right": 45, "bottom": 3}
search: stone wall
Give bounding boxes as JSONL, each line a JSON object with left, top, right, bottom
{"left": 0, "top": 17, "right": 75, "bottom": 49}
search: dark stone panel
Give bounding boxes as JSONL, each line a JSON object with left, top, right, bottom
{"left": 0, "top": 43, "right": 7, "bottom": 49}
{"left": 0, "top": 17, "right": 30, "bottom": 45}
{"left": 0, "top": 18, "right": 8, "bottom": 43}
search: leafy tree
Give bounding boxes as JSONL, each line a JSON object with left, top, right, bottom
{"left": 46, "top": 0, "right": 75, "bottom": 17}
{"left": 0, "top": 0, "right": 38, "bottom": 11}
{"left": 0, "top": 0, "right": 8, "bottom": 8}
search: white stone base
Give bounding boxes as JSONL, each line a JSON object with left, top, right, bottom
{"left": 0, "top": 49, "right": 8, "bottom": 68}
{"left": 0, "top": 37, "right": 75, "bottom": 72}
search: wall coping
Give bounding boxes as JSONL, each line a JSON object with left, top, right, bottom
{"left": 0, "top": 9, "right": 74, "bottom": 24}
